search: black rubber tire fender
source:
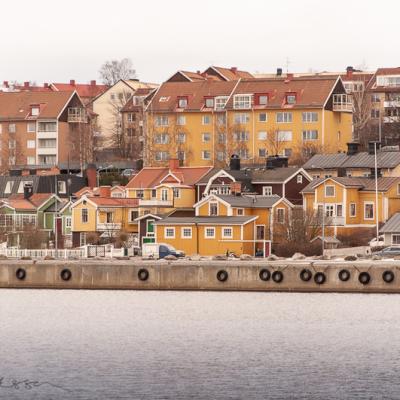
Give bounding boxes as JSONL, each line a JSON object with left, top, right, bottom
{"left": 299, "top": 268, "right": 312, "bottom": 282}
{"left": 15, "top": 268, "right": 26, "bottom": 280}
{"left": 338, "top": 269, "right": 351, "bottom": 282}
{"left": 138, "top": 268, "right": 149, "bottom": 281}
{"left": 60, "top": 268, "right": 72, "bottom": 281}
{"left": 382, "top": 270, "right": 395, "bottom": 284}
{"left": 314, "top": 272, "right": 326, "bottom": 285}
{"left": 358, "top": 272, "right": 371, "bottom": 285}
{"left": 217, "top": 270, "right": 228, "bottom": 282}
{"left": 272, "top": 270, "right": 284, "bottom": 283}
{"left": 259, "top": 268, "right": 271, "bottom": 282}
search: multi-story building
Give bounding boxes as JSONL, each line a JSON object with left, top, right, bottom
{"left": 0, "top": 91, "right": 90, "bottom": 169}
{"left": 144, "top": 75, "right": 353, "bottom": 167}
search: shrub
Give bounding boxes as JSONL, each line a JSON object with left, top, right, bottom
{"left": 273, "top": 241, "right": 322, "bottom": 258}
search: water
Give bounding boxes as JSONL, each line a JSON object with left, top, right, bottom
{"left": 1, "top": 290, "right": 400, "bottom": 399}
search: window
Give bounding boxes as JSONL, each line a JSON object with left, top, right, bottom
{"left": 218, "top": 133, "right": 226, "bottom": 143}
{"left": 284, "top": 148, "right": 292, "bottom": 157}
{"left": 27, "top": 156, "right": 35, "bottom": 165}
{"left": 8, "top": 124, "right": 16, "bottom": 133}
{"left": 258, "top": 95, "right": 268, "bottom": 105}
{"left": 205, "top": 98, "right": 214, "bottom": 108}
{"left": 205, "top": 227, "right": 215, "bottom": 238}
{"left": 176, "top": 115, "right": 186, "bottom": 125}
{"left": 233, "top": 95, "right": 251, "bottom": 109}
{"left": 38, "top": 139, "right": 56, "bottom": 148}
{"left": 217, "top": 114, "right": 226, "bottom": 125}
{"left": 65, "top": 217, "right": 72, "bottom": 228}
{"left": 129, "top": 210, "right": 139, "bottom": 222}
{"left": 161, "top": 189, "right": 168, "bottom": 201}
{"left": 81, "top": 209, "right": 88, "bottom": 223}
{"left": 155, "top": 116, "right": 169, "bottom": 127}
{"left": 325, "top": 185, "right": 335, "bottom": 197}
{"left": 177, "top": 151, "right": 185, "bottom": 161}
{"left": 263, "top": 186, "right": 273, "bottom": 196}
{"left": 106, "top": 212, "right": 114, "bottom": 223}
{"left": 217, "top": 151, "right": 225, "bottom": 161}
{"left": 258, "top": 148, "right": 267, "bottom": 158}
{"left": 27, "top": 122, "right": 36, "bottom": 132}
{"left": 178, "top": 97, "right": 188, "bottom": 108}
{"left": 202, "top": 115, "right": 211, "bottom": 125}
{"left": 297, "top": 175, "right": 303, "bottom": 184}
{"left": 302, "top": 130, "right": 318, "bottom": 141}
{"left": 136, "top": 190, "right": 144, "bottom": 199}
{"left": 57, "top": 181, "right": 66, "bottom": 194}
{"left": 258, "top": 131, "right": 267, "bottom": 140}
{"left": 222, "top": 227, "right": 233, "bottom": 239}
{"left": 4, "top": 181, "right": 14, "bottom": 194}
{"left": 202, "top": 133, "right": 211, "bottom": 142}
{"left": 392, "top": 234, "right": 400, "bottom": 245}
{"left": 336, "top": 204, "right": 343, "bottom": 217}
{"left": 276, "top": 112, "right": 292, "bottom": 123}
{"left": 127, "top": 113, "right": 135, "bottom": 123}
{"left": 181, "top": 227, "right": 192, "bottom": 238}
{"left": 371, "top": 94, "right": 380, "bottom": 103}
{"left": 277, "top": 131, "right": 292, "bottom": 141}
{"left": 238, "top": 149, "right": 250, "bottom": 159}
{"left": 237, "top": 208, "right": 244, "bottom": 216}
{"left": 8, "top": 156, "right": 16, "bottom": 165}
{"left": 286, "top": 94, "right": 296, "bottom": 104}
{"left": 38, "top": 122, "right": 56, "bottom": 132}
{"left": 202, "top": 150, "right": 211, "bottom": 160}
{"left": 177, "top": 133, "right": 186, "bottom": 143}
{"left": 302, "top": 112, "right": 318, "bottom": 122}
{"left": 233, "top": 131, "right": 249, "bottom": 142}
{"left": 209, "top": 202, "right": 218, "bottom": 216}
{"left": 150, "top": 189, "right": 156, "bottom": 198}
{"left": 165, "top": 227, "right": 175, "bottom": 238}
{"left": 258, "top": 113, "right": 267, "bottom": 122}
{"left": 154, "top": 133, "right": 170, "bottom": 144}
{"left": 234, "top": 113, "right": 250, "bottom": 124}
{"left": 155, "top": 151, "right": 169, "bottom": 161}
{"left": 364, "top": 203, "right": 374, "bottom": 220}
{"left": 371, "top": 109, "right": 380, "bottom": 119}
{"left": 277, "top": 208, "right": 285, "bottom": 223}
{"left": 349, "top": 203, "right": 356, "bottom": 217}
{"left": 215, "top": 96, "right": 228, "bottom": 110}
{"left": 27, "top": 140, "right": 35, "bottom": 149}
{"left": 80, "top": 232, "right": 87, "bottom": 246}
{"left": 173, "top": 188, "right": 180, "bottom": 198}
{"left": 325, "top": 204, "right": 334, "bottom": 217}
{"left": 9, "top": 140, "right": 16, "bottom": 149}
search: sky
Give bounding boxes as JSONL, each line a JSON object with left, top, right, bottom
{"left": 0, "top": 0, "right": 399, "bottom": 85}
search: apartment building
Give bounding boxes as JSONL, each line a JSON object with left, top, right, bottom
{"left": 145, "top": 75, "right": 353, "bottom": 167}
{"left": 167, "top": 66, "right": 254, "bottom": 82}
{"left": 0, "top": 91, "right": 89, "bottom": 169}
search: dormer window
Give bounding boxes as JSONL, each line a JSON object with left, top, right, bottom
{"left": 177, "top": 96, "right": 188, "bottom": 108}
{"left": 255, "top": 93, "right": 268, "bottom": 106}
{"left": 204, "top": 97, "right": 214, "bottom": 108}
{"left": 233, "top": 95, "right": 252, "bottom": 109}
{"left": 286, "top": 93, "right": 296, "bottom": 104}
{"left": 31, "top": 105, "right": 40, "bottom": 116}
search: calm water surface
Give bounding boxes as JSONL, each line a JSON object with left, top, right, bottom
{"left": 1, "top": 290, "right": 400, "bottom": 399}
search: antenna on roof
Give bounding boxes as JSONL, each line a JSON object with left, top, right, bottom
{"left": 285, "top": 57, "right": 291, "bottom": 74}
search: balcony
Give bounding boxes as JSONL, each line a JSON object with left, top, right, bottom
{"left": 97, "top": 222, "right": 122, "bottom": 231}
{"left": 384, "top": 100, "right": 400, "bottom": 108}
{"left": 0, "top": 214, "right": 37, "bottom": 228}
{"left": 139, "top": 199, "right": 173, "bottom": 207}
{"left": 68, "top": 108, "right": 87, "bottom": 123}
{"left": 332, "top": 94, "right": 353, "bottom": 112}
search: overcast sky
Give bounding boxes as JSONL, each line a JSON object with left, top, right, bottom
{"left": 1, "top": 0, "right": 398, "bottom": 84}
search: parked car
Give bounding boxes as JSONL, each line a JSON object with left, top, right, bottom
{"left": 142, "top": 243, "right": 185, "bottom": 259}
{"left": 121, "top": 168, "right": 136, "bottom": 177}
{"left": 369, "top": 235, "right": 384, "bottom": 247}
{"left": 375, "top": 246, "right": 400, "bottom": 257}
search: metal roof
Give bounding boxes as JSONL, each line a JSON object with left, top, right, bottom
{"left": 154, "top": 216, "right": 257, "bottom": 225}
{"left": 215, "top": 194, "right": 281, "bottom": 208}
{"left": 380, "top": 213, "right": 400, "bottom": 233}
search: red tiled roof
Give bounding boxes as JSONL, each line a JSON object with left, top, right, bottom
{"left": 88, "top": 197, "right": 138, "bottom": 207}
{"left": 51, "top": 83, "right": 108, "bottom": 99}
{"left": 209, "top": 66, "right": 254, "bottom": 80}
{"left": 126, "top": 166, "right": 212, "bottom": 189}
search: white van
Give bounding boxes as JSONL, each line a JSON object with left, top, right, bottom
{"left": 142, "top": 243, "right": 184, "bottom": 259}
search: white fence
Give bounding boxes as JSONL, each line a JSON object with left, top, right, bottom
{"left": 325, "top": 246, "right": 372, "bottom": 257}
{"left": 0, "top": 248, "right": 85, "bottom": 259}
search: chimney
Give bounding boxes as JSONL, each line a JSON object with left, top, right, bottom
{"left": 136, "top": 159, "right": 143, "bottom": 171}
{"left": 23, "top": 183, "right": 33, "bottom": 199}
{"left": 44, "top": 83, "right": 49, "bottom": 88}
{"left": 85, "top": 163, "right": 97, "bottom": 188}
{"left": 230, "top": 181, "right": 242, "bottom": 196}
{"left": 346, "top": 66, "right": 354, "bottom": 78}
{"left": 229, "top": 154, "right": 241, "bottom": 171}
{"left": 196, "top": 70, "right": 201, "bottom": 74}
{"left": 230, "top": 67, "right": 238, "bottom": 74}
{"left": 169, "top": 158, "right": 180, "bottom": 170}
{"left": 276, "top": 68, "right": 283, "bottom": 76}
{"left": 99, "top": 186, "right": 111, "bottom": 198}
{"left": 24, "top": 81, "right": 29, "bottom": 88}
{"left": 90, "top": 80, "right": 96, "bottom": 86}
{"left": 347, "top": 142, "right": 359, "bottom": 155}
{"left": 286, "top": 73, "right": 294, "bottom": 81}
{"left": 368, "top": 141, "right": 381, "bottom": 155}
{"left": 3, "top": 81, "right": 9, "bottom": 88}
{"left": 70, "top": 79, "right": 76, "bottom": 86}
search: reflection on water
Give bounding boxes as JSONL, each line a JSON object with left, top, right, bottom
{"left": 1, "top": 290, "right": 399, "bottom": 399}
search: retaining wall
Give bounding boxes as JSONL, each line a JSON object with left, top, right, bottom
{"left": 1, "top": 260, "right": 400, "bottom": 293}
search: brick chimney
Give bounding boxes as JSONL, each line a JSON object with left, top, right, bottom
{"left": 90, "top": 80, "right": 96, "bottom": 86}
{"left": 346, "top": 66, "right": 354, "bottom": 78}
{"left": 3, "top": 81, "right": 9, "bottom": 88}
{"left": 230, "top": 181, "right": 242, "bottom": 196}
{"left": 24, "top": 81, "right": 29, "bottom": 88}
{"left": 70, "top": 79, "right": 76, "bottom": 86}
{"left": 230, "top": 67, "right": 238, "bottom": 74}
{"left": 86, "top": 163, "right": 97, "bottom": 188}
{"left": 286, "top": 73, "right": 294, "bottom": 81}
{"left": 169, "top": 159, "right": 180, "bottom": 170}
{"left": 99, "top": 186, "right": 111, "bottom": 198}
{"left": 44, "top": 83, "right": 49, "bottom": 88}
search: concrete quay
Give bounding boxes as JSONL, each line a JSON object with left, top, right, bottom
{"left": 1, "top": 259, "right": 400, "bottom": 293}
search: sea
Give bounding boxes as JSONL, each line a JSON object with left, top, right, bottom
{"left": 1, "top": 290, "right": 399, "bottom": 399}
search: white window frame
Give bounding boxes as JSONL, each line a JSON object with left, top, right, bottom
{"left": 209, "top": 201, "right": 219, "bottom": 216}
{"left": 173, "top": 188, "right": 180, "bottom": 198}
{"left": 302, "top": 112, "right": 318, "bottom": 122}
{"left": 222, "top": 226, "right": 233, "bottom": 239}
{"left": 155, "top": 115, "right": 169, "bottom": 127}
{"left": 349, "top": 203, "right": 356, "bottom": 217}
{"left": 277, "top": 208, "right": 285, "bottom": 223}
{"left": 65, "top": 216, "right": 72, "bottom": 228}
{"left": 204, "top": 227, "right": 215, "bottom": 239}
{"left": 215, "top": 96, "right": 228, "bottom": 110}
{"left": 181, "top": 227, "right": 192, "bottom": 239}
{"left": 258, "top": 131, "right": 267, "bottom": 140}
{"left": 161, "top": 189, "right": 168, "bottom": 201}
{"left": 128, "top": 209, "right": 138, "bottom": 222}
{"left": 277, "top": 130, "right": 292, "bottom": 141}
{"left": 57, "top": 181, "right": 67, "bottom": 194}
{"left": 233, "top": 95, "right": 251, "bottom": 109}
{"left": 202, "top": 133, "right": 211, "bottom": 142}
{"left": 27, "top": 140, "right": 35, "bottom": 149}
{"left": 27, "top": 122, "right": 36, "bottom": 132}
{"left": 364, "top": 202, "right": 374, "bottom": 220}
{"left": 392, "top": 234, "right": 400, "bottom": 245}
{"left": 176, "top": 115, "right": 186, "bottom": 126}
{"left": 164, "top": 227, "right": 175, "bottom": 239}
{"left": 276, "top": 112, "right": 292, "bottom": 123}
{"left": 237, "top": 208, "right": 244, "bottom": 216}
{"left": 81, "top": 208, "right": 88, "bottom": 224}
{"left": 325, "top": 185, "right": 335, "bottom": 197}
{"left": 27, "top": 156, "right": 35, "bottom": 165}
{"left": 202, "top": 115, "right": 211, "bottom": 125}
{"left": 262, "top": 186, "right": 273, "bottom": 196}
{"left": 234, "top": 113, "right": 250, "bottom": 124}
{"left": 302, "top": 130, "right": 318, "bottom": 141}
{"left": 202, "top": 150, "right": 211, "bottom": 160}
{"left": 297, "top": 175, "right": 303, "bottom": 184}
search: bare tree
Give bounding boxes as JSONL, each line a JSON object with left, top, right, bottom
{"left": 99, "top": 58, "right": 136, "bottom": 86}
{"left": 291, "top": 142, "right": 324, "bottom": 166}
{"left": 352, "top": 83, "right": 372, "bottom": 143}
